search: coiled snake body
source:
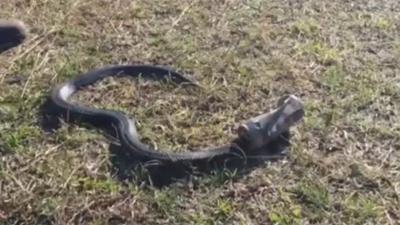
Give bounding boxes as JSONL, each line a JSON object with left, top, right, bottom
{"left": 46, "top": 64, "right": 304, "bottom": 168}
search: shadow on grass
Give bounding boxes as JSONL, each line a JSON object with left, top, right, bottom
{"left": 110, "top": 131, "right": 291, "bottom": 187}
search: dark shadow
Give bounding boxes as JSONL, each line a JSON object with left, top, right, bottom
{"left": 39, "top": 98, "right": 63, "bottom": 132}
{"left": 109, "top": 131, "right": 291, "bottom": 188}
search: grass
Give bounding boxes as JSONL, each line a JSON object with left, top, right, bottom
{"left": 1, "top": 0, "right": 399, "bottom": 224}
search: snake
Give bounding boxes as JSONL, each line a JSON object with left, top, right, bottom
{"left": 0, "top": 20, "right": 304, "bottom": 171}
{"left": 45, "top": 64, "right": 305, "bottom": 168}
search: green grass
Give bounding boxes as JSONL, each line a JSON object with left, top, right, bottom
{"left": 1, "top": 0, "right": 399, "bottom": 224}
{"left": 296, "top": 41, "right": 341, "bottom": 65}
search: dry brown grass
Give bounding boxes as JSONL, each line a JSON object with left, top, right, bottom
{"left": 1, "top": 0, "right": 399, "bottom": 224}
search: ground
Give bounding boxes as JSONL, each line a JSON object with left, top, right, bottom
{"left": 0, "top": 0, "right": 399, "bottom": 224}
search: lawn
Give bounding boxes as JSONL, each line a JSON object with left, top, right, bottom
{"left": 0, "top": 0, "right": 399, "bottom": 224}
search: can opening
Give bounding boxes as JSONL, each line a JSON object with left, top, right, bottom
{"left": 237, "top": 95, "right": 304, "bottom": 151}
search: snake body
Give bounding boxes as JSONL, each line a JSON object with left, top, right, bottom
{"left": 47, "top": 64, "right": 300, "bottom": 169}
{"left": 49, "top": 65, "right": 250, "bottom": 164}
{"left": 2, "top": 21, "right": 301, "bottom": 184}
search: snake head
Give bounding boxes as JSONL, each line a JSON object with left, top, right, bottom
{"left": 237, "top": 95, "right": 304, "bottom": 151}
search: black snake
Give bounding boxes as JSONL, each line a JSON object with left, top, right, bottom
{"left": 45, "top": 64, "right": 305, "bottom": 168}
{"left": 1, "top": 20, "right": 305, "bottom": 178}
